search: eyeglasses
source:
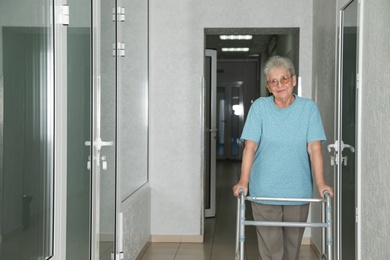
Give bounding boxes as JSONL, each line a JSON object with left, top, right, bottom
{"left": 267, "top": 76, "right": 292, "bottom": 88}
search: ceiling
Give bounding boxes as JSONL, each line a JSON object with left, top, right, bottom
{"left": 205, "top": 34, "right": 274, "bottom": 60}
{"left": 205, "top": 28, "right": 299, "bottom": 60}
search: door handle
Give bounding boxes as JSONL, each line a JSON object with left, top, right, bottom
{"left": 85, "top": 137, "right": 114, "bottom": 151}
{"left": 343, "top": 143, "right": 355, "bottom": 153}
{"left": 327, "top": 140, "right": 354, "bottom": 166}
{"left": 327, "top": 140, "right": 355, "bottom": 153}
{"left": 85, "top": 138, "right": 114, "bottom": 170}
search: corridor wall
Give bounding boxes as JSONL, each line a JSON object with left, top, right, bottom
{"left": 149, "top": 0, "right": 315, "bottom": 240}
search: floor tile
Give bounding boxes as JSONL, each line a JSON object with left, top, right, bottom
{"left": 140, "top": 253, "right": 175, "bottom": 260}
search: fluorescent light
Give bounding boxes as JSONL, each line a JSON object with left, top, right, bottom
{"left": 220, "top": 35, "right": 253, "bottom": 40}
{"left": 221, "top": 47, "right": 249, "bottom": 52}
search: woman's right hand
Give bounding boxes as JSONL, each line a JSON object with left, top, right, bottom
{"left": 232, "top": 180, "right": 248, "bottom": 197}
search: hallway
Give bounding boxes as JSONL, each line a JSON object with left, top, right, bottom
{"left": 140, "top": 160, "right": 319, "bottom": 260}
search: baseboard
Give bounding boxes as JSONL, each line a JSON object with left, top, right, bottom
{"left": 150, "top": 235, "right": 204, "bottom": 243}
{"left": 136, "top": 240, "right": 151, "bottom": 260}
{"left": 309, "top": 238, "right": 321, "bottom": 259}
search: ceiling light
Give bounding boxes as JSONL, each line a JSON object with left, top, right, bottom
{"left": 219, "top": 35, "right": 253, "bottom": 40}
{"left": 221, "top": 47, "right": 250, "bottom": 52}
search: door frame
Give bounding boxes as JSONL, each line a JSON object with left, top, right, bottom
{"left": 53, "top": 0, "right": 68, "bottom": 258}
{"left": 356, "top": 0, "right": 363, "bottom": 258}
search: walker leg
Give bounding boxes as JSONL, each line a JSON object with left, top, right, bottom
{"left": 239, "top": 192, "right": 245, "bottom": 260}
{"left": 235, "top": 197, "right": 240, "bottom": 259}
{"left": 326, "top": 194, "right": 333, "bottom": 260}
{"left": 235, "top": 191, "right": 246, "bottom": 260}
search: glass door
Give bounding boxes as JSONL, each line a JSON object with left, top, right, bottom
{"left": 204, "top": 49, "right": 217, "bottom": 218}
{"left": 67, "top": 0, "right": 118, "bottom": 259}
{"left": 216, "top": 82, "right": 244, "bottom": 160}
{"left": 330, "top": 1, "right": 358, "bottom": 259}
{"left": 0, "top": 1, "right": 55, "bottom": 259}
{"left": 339, "top": 1, "right": 358, "bottom": 258}
{"left": 66, "top": 0, "right": 92, "bottom": 259}
{"left": 90, "top": 0, "right": 118, "bottom": 259}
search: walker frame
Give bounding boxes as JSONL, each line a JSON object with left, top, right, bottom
{"left": 235, "top": 190, "right": 333, "bottom": 260}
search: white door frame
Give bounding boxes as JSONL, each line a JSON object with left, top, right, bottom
{"left": 53, "top": 0, "right": 68, "bottom": 258}
{"left": 356, "top": 0, "right": 364, "bottom": 258}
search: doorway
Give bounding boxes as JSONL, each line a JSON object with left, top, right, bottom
{"left": 203, "top": 28, "right": 300, "bottom": 223}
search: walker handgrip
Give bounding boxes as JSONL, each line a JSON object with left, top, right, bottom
{"left": 323, "top": 190, "right": 330, "bottom": 199}
{"left": 238, "top": 188, "right": 245, "bottom": 196}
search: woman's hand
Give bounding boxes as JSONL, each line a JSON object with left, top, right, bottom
{"left": 233, "top": 180, "right": 248, "bottom": 197}
{"left": 317, "top": 183, "right": 334, "bottom": 198}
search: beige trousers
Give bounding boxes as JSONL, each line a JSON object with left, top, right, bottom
{"left": 251, "top": 202, "right": 310, "bottom": 260}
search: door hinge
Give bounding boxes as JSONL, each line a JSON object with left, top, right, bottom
{"left": 113, "top": 7, "right": 126, "bottom": 22}
{"left": 113, "top": 42, "right": 126, "bottom": 57}
{"left": 57, "top": 5, "right": 70, "bottom": 26}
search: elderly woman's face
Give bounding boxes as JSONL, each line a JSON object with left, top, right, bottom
{"left": 266, "top": 66, "right": 296, "bottom": 100}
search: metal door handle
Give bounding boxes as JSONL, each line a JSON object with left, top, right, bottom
{"left": 327, "top": 140, "right": 355, "bottom": 153}
{"left": 328, "top": 140, "right": 354, "bottom": 166}
{"left": 85, "top": 137, "right": 114, "bottom": 151}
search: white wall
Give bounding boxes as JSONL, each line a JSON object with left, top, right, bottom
{"left": 149, "top": 0, "right": 314, "bottom": 238}
{"left": 359, "top": 0, "right": 390, "bottom": 258}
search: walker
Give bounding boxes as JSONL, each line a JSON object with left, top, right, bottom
{"left": 235, "top": 189, "right": 333, "bottom": 260}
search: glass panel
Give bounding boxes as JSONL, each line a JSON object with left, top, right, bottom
{"left": 93, "top": 0, "right": 117, "bottom": 258}
{"left": 204, "top": 56, "right": 211, "bottom": 209}
{"left": 204, "top": 49, "right": 216, "bottom": 217}
{"left": 341, "top": 1, "right": 357, "bottom": 259}
{"left": 217, "top": 87, "right": 226, "bottom": 157}
{"left": 0, "top": 1, "right": 54, "bottom": 259}
{"left": 66, "top": 0, "right": 91, "bottom": 259}
{"left": 230, "top": 87, "right": 240, "bottom": 156}
{"left": 119, "top": 0, "right": 149, "bottom": 201}
{"left": 218, "top": 83, "right": 243, "bottom": 159}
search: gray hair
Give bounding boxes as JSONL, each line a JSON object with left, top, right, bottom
{"left": 263, "top": 56, "right": 295, "bottom": 78}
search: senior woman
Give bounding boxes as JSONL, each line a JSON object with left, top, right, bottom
{"left": 233, "top": 56, "right": 333, "bottom": 260}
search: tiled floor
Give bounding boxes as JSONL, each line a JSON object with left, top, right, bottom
{"left": 140, "top": 160, "right": 320, "bottom": 260}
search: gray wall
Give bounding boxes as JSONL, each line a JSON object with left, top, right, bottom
{"left": 149, "top": 0, "right": 314, "bottom": 237}
{"left": 311, "top": 0, "right": 337, "bottom": 249}
{"left": 359, "top": 0, "right": 390, "bottom": 258}
{"left": 123, "top": 185, "right": 151, "bottom": 260}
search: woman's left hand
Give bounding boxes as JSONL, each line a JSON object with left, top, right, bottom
{"left": 317, "top": 184, "right": 334, "bottom": 198}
